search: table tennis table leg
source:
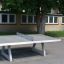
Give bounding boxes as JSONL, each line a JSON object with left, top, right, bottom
{"left": 33, "top": 43, "right": 36, "bottom": 48}
{"left": 41, "top": 43, "right": 46, "bottom": 56}
{"left": 32, "top": 43, "right": 46, "bottom": 56}
{"left": 8, "top": 46, "right": 12, "bottom": 62}
{"left": 1, "top": 46, "right": 12, "bottom": 62}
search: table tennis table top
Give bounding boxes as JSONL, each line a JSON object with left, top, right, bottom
{"left": 0, "top": 34, "right": 61, "bottom": 46}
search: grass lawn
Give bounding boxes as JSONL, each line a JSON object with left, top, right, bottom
{"left": 0, "top": 32, "right": 16, "bottom": 35}
{"left": 0, "top": 31, "right": 38, "bottom": 35}
{"left": 0, "top": 31, "right": 64, "bottom": 37}
{"left": 45, "top": 31, "right": 64, "bottom": 37}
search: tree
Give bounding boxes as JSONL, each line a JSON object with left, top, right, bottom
{"left": 2, "top": 0, "right": 53, "bottom": 34}
{"left": 35, "top": 0, "right": 51, "bottom": 34}
{"left": 58, "top": 0, "right": 64, "bottom": 14}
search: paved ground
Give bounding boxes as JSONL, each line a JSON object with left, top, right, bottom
{"left": 0, "top": 38, "right": 64, "bottom": 64}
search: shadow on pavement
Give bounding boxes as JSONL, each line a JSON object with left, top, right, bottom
{"left": 0, "top": 47, "right": 40, "bottom": 61}
{"left": 12, "top": 47, "right": 40, "bottom": 59}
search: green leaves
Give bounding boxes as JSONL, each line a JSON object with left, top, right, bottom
{"left": 58, "top": 0, "right": 64, "bottom": 14}
{"left": 3, "top": 0, "right": 64, "bottom": 14}
{"left": 2, "top": 0, "right": 23, "bottom": 13}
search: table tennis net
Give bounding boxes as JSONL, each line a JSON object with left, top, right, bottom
{"left": 16, "top": 32, "right": 33, "bottom": 41}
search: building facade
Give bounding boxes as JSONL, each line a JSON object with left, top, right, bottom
{"left": 0, "top": 1, "right": 64, "bottom": 32}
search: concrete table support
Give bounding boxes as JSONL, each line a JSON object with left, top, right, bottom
{"left": 1, "top": 46, "right": 12, "bottom": 62}
{"left": 32, "top": 43, "right": 46, "bottom": 56}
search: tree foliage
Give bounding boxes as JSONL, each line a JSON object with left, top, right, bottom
{"left": 2, "top": 0, "right": 64, "bottom": 15}
{"left": 2, "top": 0, "right": 52, "bottom": 14}
{"left": 58, "top": 0, "right": 64, "bottom": 14}
{"left": 48, "top": 0, "right": 64, "bottom": 15}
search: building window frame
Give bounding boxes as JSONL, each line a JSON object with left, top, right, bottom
{"left": 21, "top": 15, "right": 59, "bottom": 24}
{"left": 9, "top": 14, "right": 16, "bottom": 24}
{"left": 21, "top": 14, "right": 36, "bottom": 24}
{"left": 61, "top": 16, "right": 64, "bottom": 24}
{"left": 1, "top": 13, "right": 16, "bottom": 24}
{"left": 21, "top": 15, "right": 27, "bottom": 24}
{"left": 45, "top": 16, "right": 58, "bottom": 24}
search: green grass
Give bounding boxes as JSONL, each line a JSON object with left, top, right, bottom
{"left": 0, "top": 32, "right": 16, "bottom": 35}
{"left": 0, "top": 31, "right": 64, "bottom": 37}
{"left": 0, "top": 31, "right": 38, "bottom": 35}
{"left": 45, "top": 31, "right": 64, "bottom": 37}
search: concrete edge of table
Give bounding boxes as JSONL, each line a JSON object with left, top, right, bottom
{"left": 0, "top": 39, "right": 61, "bottom": 47}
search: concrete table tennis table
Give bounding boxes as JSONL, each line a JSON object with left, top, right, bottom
{"left": 0, "top": 33, "right": 61, "bottom": 62}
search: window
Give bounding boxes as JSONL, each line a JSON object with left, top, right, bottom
{"left": 21, "top": 15, "right": 58, "bottom": 24}
{"left": 46, "top": 16, "right": 58, "bottom": 24}
{"left": 34, "top": 16, "right": 37, "bottom": 23}
{"left": 9, "top": 15, "right": 15, "bottom": 23}
{"left": 54, "top": 17, "right": 57, "bottom": 23}
{"left": 21, "top": 15, "right": 36, "bottom": 24}
{"left": 45, "top": 16, "right": 48, "bottom": 23}
{"left": 1, "top": 14, "right": 16, "bottom": 24}
{"left": 28, "top": 15, "right": 33, "bottom": 23}
{"left": 21, "top": 15, "right": 27, "bottom": 23}
{"left": 62, "top": 17, "right": 64, "bottom": 23}
{"left": 2, "top": 14, "right": 7, "bottom": 23}
{"left": 49, "top": 16, "right": 53, "bottom": 23}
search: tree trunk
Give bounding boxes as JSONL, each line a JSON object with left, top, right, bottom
{"left": 16, "top": 13, "right": 21, "bottom": 32}
{"left": 37, "top": 14, "right": 45, "bottom": 34}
